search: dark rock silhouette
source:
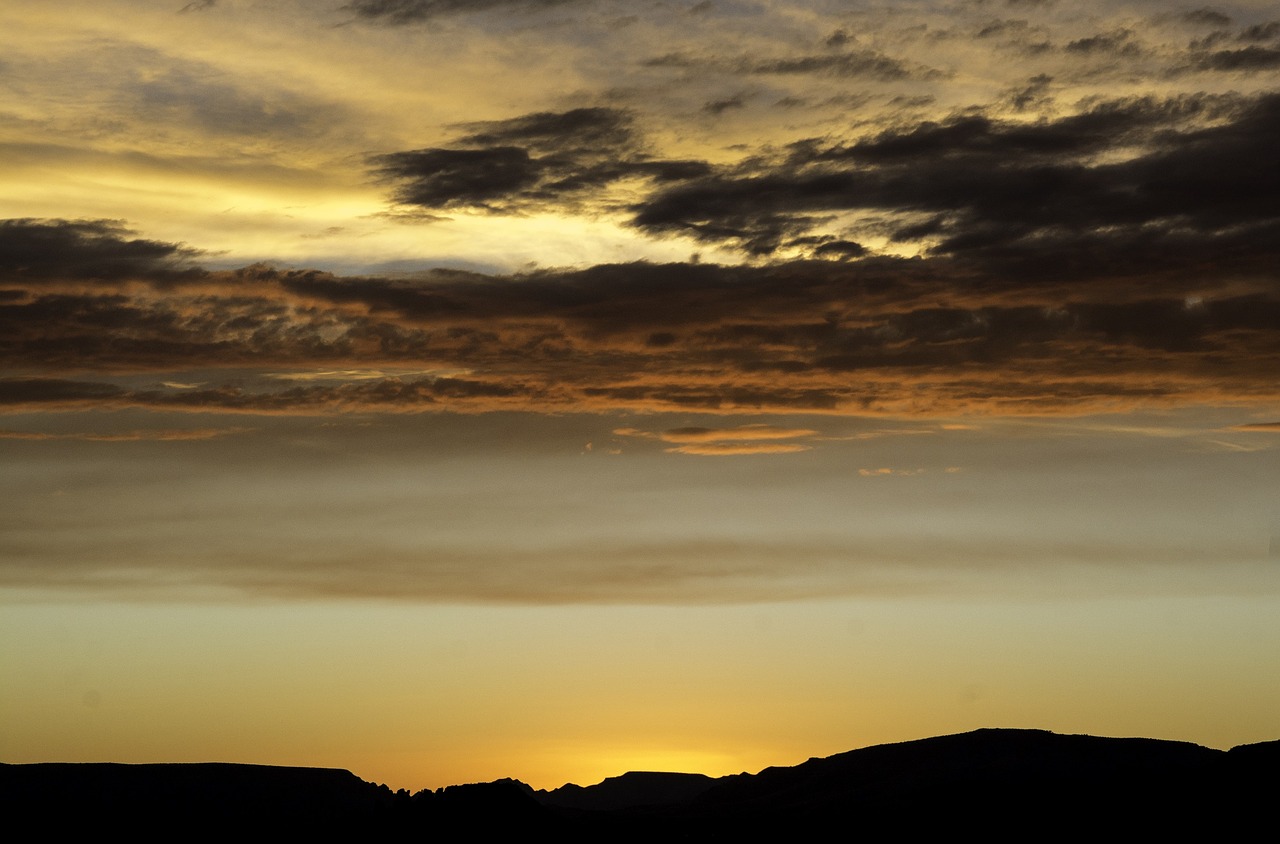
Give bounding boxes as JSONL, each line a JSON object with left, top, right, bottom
{"left": 674, "top": 729, "right": 1233, "bottom": 836}
{"left": 0, "top": 762, "right": 394, "bottom": 833}
{"left": 538, "top": 770, "right": 716, "bottom": 811}
{"left": 3, "top": 729, "right": 1275, "bottom": 836}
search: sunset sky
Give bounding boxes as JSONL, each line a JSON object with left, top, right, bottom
{"left": 2, "top": 0, "right": 1279, "bottom": 791}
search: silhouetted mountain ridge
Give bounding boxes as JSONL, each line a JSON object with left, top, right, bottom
{"left": 538, "top": 770, "right": 716, "bottom": 811}
{"left": 4, "top": 729, "right": 1275, "bottom": 835}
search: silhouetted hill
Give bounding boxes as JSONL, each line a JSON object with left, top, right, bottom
{"left": 0, "top": 762, "right": 393, "bottom": 833}
{"left": 4, "top": 729, "right": 1275, "bottom": 836}
{"left": 533, "top": 729, "right": 1275, "bottom": 838}
{"left": 678, "top": 728, "right": 1233, "bottom": 836}
{"left": 1226, "top": 737, "right": 1280, "bottom": 763}
{"left": 538, "top": 770, "right": 715, "bottom": 811}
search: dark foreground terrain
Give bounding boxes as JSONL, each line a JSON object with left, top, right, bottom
{"left": 4, "top": 729, "right": 1276, "bottom": 837}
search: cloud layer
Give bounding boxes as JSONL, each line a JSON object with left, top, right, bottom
{"left": 3, "top": 208, "right": 1277, "bottom": 418}
{"left": 374, "top": 92, "right": 1280, "bottom": 265}
{"left": 373, "top": 108, "right": 710, "bottom": 214}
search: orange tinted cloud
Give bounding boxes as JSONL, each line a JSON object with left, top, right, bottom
{"left": 665, "top": 442, "right": 813, "bottom": 456}
{"left": 0, "top": 426, "right": 250, "bottom": 441}
{"left": 647, "top": 425, "right": 818, "bottom": 443}
{"left": 4, "top": 219, "right": 1279, "bottom": 419}
{"left": 616, "top": 423, "right": 820, "bottom": 455}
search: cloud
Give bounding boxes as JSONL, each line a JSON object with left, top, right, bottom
{"left": 655, "top": 425, "right": 820, "bottom": 443}
{"left": 3, "top": 207, "right": 1278, "bottom": 419}
{"left": 5, "top": 40, "right": 356, "bottom": 154}
{"left": 0, "top": 219, "right": 203, "bottom": 285}
{"left": 665, "top": 442, "right": 812, "bottom": 456}
{"left": 703, "top": 94, "right": 747, "bottom": 115}
{"left": 362, "top": 58, "right": 1278, "bottom": 266}
{"left": 265, "top": 368, "right": 458, "bottom": 382}
{"left": 374, "top": 147, "right": 541, "bottom": 207}
{"left": 372, "top": 107, "right": 711, "bottom": 213}
{"left": 345, "top": 0, "right": 580, "bottom": 25}
{"left": 1064, "top": 29, "right": 1141, "bottom": 57}
{"left": 1192, "top": 46, "right": 1280, "bottom": 72}
{"left": 0, "top": 426, "right": 249, "bottom": 441}
{"left": 1181, "top": 9, "right": 1232, "bottom": 27}
{"left": 1231, "top": 422, "right": 1280, "bottom": 432}
{"left": 615, "top": 424, "right": 820, "bottom": 454}
{"left": 1238, "top": 22, "right": 1280, "bottom": 42}
{"left": 126, "top": 66, "right": 329, "bottom": 138}
{"left": 3, "top": 528, "right": 1257, "bottom": 603}
{"left": 839, "top": 428, "right": 941, "bottom": 441}
{"left": 0, "top": 378, "right": 129, "bottom": 407}
{"left": 452, "top": 107, "right": 635, "bottom": 150}
{"left": 642, "top": 47, "right": 941, "bottom": 84}
{"left": 747, "top": 50, "right": 935, "bottom": 81}
{"left": 632, "top": 92, "right": 1280, "bottom": 262}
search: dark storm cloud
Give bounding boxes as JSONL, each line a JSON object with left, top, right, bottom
{"left": 0, "top": 219, "right": 203, "bottom": 284}
{"left": 374, "top": 147, "right": 541, "bottom": 207}
{"left": 374, "top": 88, "right": 1279, "bottom": 263}
{"left": 632, "top": 92, "right": 1280, "bottom": 263}
{"left": 805, "top": 238, "right": 866, "bottom": 260}
{"left": 372, "top": 107, "right": 711, "bottom": 211}
{"left": 345, "top": 0, "right": 580, "bottom": 24}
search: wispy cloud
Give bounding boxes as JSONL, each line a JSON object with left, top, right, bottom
{"left": 0, "top": 426, "right": 249, "bottom": 442}
{"left": 2, "top": 531, "right": 1261, "bottom": 604}
{"left": 858, "top": 467, "right": 925, "bottom": 477}
{"left": 618, "top": 425, "right": 819, "bottom": 443}
{"left": 344, "top": 0, "right": 582, "bottom": 25}
{"left": 665, "top": 442, "right": 812, "bottom": 456}
{"left": 615, "top": 424, "right": 821, "bottom": 455}
{"left": 266, "top": 369, "right": 464, "bottom": 382}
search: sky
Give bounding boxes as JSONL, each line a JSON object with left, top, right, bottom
{"left": 2, "top": 0, "right": 1279, "bottom": 791}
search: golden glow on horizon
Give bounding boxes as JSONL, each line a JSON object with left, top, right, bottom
{"left": 4, "top": 592, "right": 1277, "bottom": 791}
